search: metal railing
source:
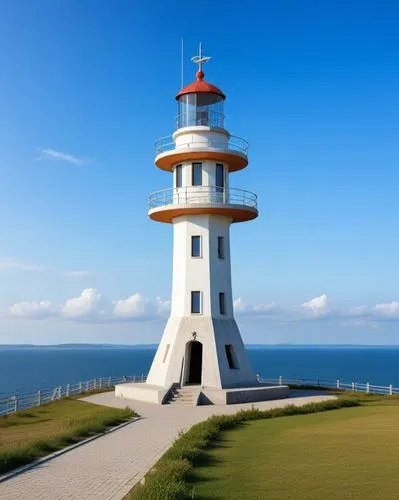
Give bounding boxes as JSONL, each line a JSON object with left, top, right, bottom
{"left": 259, "top": 376, "right": 399, "bottom": 395}
{"left": 148, "top": 186, "right": 257, "bottom": 211}
{"left": 154, "top": 134, "right": 248, "bottom": 157}
{"left": 0, "top": 374, "right": 146, "bottom": 416}
{"left": 176, "top": 110, "right": 225, "bottom": 129}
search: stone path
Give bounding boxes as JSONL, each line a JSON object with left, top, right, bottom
{"left": 0, "top": 391, "right": 335, "bottom": 500}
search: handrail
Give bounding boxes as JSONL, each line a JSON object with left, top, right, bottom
{"left": 154, "top": 134, "right": 248, "bottom": 157}
{"left": 148, "top": 186, "right": 257, "bottom": 211}
{"left": 258, "top": 376, "right": 399, "bottom": 395}
{"left": 0, "top": 374, "right": 147, "bottom": 416}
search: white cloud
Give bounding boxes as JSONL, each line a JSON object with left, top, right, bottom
{"left": 37, "top": 148, "right": 87, "bottom": 166}
{"left": 233, "top": 297, "right": 248, "bottom": 313}
{"left": 9, "top": 300, "right": 56, "bottom": 319}
{"left": 374, "top": 301, "right": 399, "bottom": 317}
{"left": 7, "top": 287, "right": 399, "bottom": 327}
{"left": 234, "top": 297, "right": 277, "bottom": 316}
{"left": 113, "top": 293, "right": 151, "bottom": 319}
{"left": 301, "top": 294, "right": 329, "bottom": 317}
{"left": 0, "top": 259, "right": 46, "bottom": 272}
{"left": 0, "top": 258, "right": 90, "bottom": 278}
{"left": 62, "top": 288, "right": 103, "bottom": 318}
{"left": 155, "top": 297, "right": 171, "bottom": 316}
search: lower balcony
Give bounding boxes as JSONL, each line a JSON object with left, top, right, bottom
{"left": 148, "top": 186, "right": 258, "bottom": 223}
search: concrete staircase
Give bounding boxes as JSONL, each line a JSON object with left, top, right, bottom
{"left": 166, "top": 386, "right": 199, "bottom": 406}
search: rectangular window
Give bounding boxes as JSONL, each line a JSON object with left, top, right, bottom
{"left": 219, "top": 292, "right": 226, "bottom": 315}
{"left": 191, "top": 235, "right": 201, "bottom": 257}
{"left": 192, "top": 163, "right": 202, "bottom": 186}
{"left": 216, "top": 164, "right": 224, "bottom": 193}
{"left": 175, "top": 164, "right": 182, "bottom": 188}
{"left": 163, "top": 344, "right": 170, "bottom": 363}
{"left": 218, "top": 236, "right": 225, "bottom": 259}
{"left": 225, "top": 345, "right": 238, "bottom": 369}
{"left": 191, "top": 291, "right": 201, "bottom": 314}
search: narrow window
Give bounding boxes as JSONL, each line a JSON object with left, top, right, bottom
{"left": 216, "top": 164, "right": 224, "bottom": 193}
{"left": 225, "top": 345, "right": 238, "bottom": 369}
{"left": 191, "top": 235, "right": 201, "bottom": 257}
{"left": 218, "top": 236, "right": 225, "bottom": 259}
{"left": 163, "top": 344, "right": 170, "bottom": 363}
{"left": 192, "top": 163, "right": 202, "bottom": 186}
{"left": 191, "top": 291, "right": 201, "bottom": 314}
{"left": 219, "top": 292, "right": 226, "bottom": 315}
{"left": 175, "top": 164, "right": 182, "bottom": 188}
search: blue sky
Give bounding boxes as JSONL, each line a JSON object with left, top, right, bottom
{"left": 1, "top": 1, "right": 398, "bottom": 344}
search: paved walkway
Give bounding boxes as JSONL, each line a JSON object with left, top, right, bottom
{"left": 0, "top": 391, "right": 335, "bottom": 500}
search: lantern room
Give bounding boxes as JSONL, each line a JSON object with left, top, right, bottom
{"left": 176, "top": 69, "right": 226, "bottom": 130}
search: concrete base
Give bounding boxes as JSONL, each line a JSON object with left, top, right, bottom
{"left": 199, "top": 384, "right": 289, "bottom": 405}
{"left": 115, "top": 382, "right": 289, "bottom": 406}
{"left": 115, "top": 382, "right": 174, "bottom": 405}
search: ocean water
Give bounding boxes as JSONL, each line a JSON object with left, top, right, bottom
{"left": 1, "top": 346, "right": 399, "bottom": 397}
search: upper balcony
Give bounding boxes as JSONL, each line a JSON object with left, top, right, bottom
{"left": 154, "top": 133, "right": 249, "bottom": 173}
{"left": 148, "top": 186, "right": 258, "bottom": 224}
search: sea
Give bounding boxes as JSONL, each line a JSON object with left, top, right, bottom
{"left": 1, "top": 345, "right": 399, "bottom": 397}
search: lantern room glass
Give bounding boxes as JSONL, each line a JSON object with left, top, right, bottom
{"left": 177, "top": 93, "right": 224, "bottom": 129}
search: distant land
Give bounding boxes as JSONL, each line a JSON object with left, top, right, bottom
{"left": 0, "top": 343, "right": 399, "bottom": 349}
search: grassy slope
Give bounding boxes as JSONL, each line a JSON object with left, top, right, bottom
{"left": 191, "top": 398, "right": 399, "bottom": 499}
{"left": 0, "top": 399, "right": 134, "bottom": 474}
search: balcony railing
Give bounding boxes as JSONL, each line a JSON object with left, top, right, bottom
{"left": 148, "top": 186, "right": 257, "bottom": 211}
{"left": 154, "top": 134, "right": 249, "bottom": 157}
{"left": 176, "top": 110, "right": 225, "bottom": 129}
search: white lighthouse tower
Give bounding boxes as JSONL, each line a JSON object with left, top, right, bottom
{"left": 116, "top": 46, "right": 288, "bottom": 405}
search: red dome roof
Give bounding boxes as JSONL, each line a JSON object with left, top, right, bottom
{"left": 176, "top": 71, "right": 225, "bottom": 100}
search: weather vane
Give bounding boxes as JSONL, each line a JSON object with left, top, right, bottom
{"left": 191, "top": 42, "right": 211, "bottom": 73}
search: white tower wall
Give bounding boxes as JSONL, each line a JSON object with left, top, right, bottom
{"left": 146, "top": 214, "right": 257, "bottom": 389}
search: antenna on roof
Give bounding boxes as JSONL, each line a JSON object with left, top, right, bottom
{"left": 181, "top": 38, "right": 184, "bottom": 88}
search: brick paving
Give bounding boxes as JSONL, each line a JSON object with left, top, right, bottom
{"left": 0, "top": 391, "right": 335, "bottom": 500}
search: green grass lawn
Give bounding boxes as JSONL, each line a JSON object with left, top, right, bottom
{"left": 0, "top": 398, "right": 135, "bottom": 474}
{"left": 190, "top": 398, "right": 399, "bottom": 499}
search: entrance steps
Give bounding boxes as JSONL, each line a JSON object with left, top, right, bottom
{"left": 166, "top": 386, "right": 199, "bottom": 406}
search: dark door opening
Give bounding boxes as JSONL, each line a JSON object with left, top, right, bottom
{"left": 186, "top": 341, "right": 203, "bottom": 384}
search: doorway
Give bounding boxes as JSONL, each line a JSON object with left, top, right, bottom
{"left": 185, "top": 341, "right": 203, "bottom": 385}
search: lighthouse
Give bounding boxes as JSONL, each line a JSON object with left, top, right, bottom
{"left": 116, "top": 45, "right": 288, "bottom": 404}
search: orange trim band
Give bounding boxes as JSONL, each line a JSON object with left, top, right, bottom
{"left": 155, "top": 150, "right": 248, "bottom": 172}
{"left": 148, "top": 206, "right": 258, "bottom": 224}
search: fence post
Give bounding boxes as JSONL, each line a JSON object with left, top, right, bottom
{"left": 141, "top": 373, "right": 144, "bottom": 382}
{"left": 86, "top": 381, "right": 89, "bottom": 392}
{"left": 123, "top": 376, "right": 127, "bottom": 383}
{"left": 79, "top": 382, "right": 82, "bottom": 394}
{"left": 58, "top": 386, "right": 62, "bottom": 399}
{"left": 66, "top": 384, "right": 70, "bottom": 397}
{"left": 317, "top": 379, "right": 320, "bottom": 388}
{"left": 133, "top": 375, "right": 136, "bottom": 383}
{"left": 336, "top": 379, "right": 340, "bottom": 389}
{"left": 99, "top": 378, "right": 102, "bottom": 389}
{"left": 108, "top": 377, "right": 111, "bottom": 387}
{"left": 366, "top": 383, "right": 370, "bottom": 393}
{"left": 351, "top": 382, "right": 355, "bottom": 391}
{"left": 14, "top": 396, "right": 18, "bottom": 412}
{"left": 94, "top": 379, "right": 97, "bottom": 390}
{"left": 279, "top": 376, "right": 282, "bottom": 386}
{"left": 389, "top": 384, "right": 393, "bottom": 395}
{"left": 38, "top": 390, "right": 41, "bottom": 406}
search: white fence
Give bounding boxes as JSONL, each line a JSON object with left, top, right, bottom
{"left": 260, "top": 376, "right": 399, "bottom": 396}
{"left": 1, "top": 374, "right": 398, "bottom": 417}
{"left": 0, "top": 374, "right": 146, "bottom": 417}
